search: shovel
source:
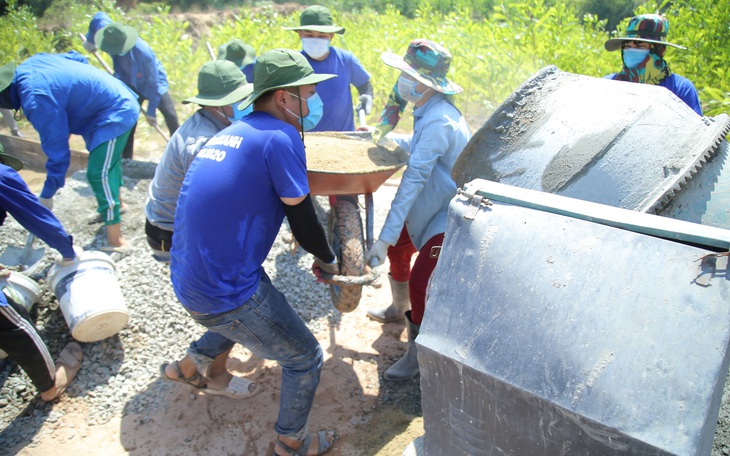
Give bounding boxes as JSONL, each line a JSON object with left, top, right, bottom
{"left": 0, "top": 234, "right": 46, "bottom": 272}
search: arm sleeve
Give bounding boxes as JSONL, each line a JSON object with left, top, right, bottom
{"left": 0, "top": 167, "right": 75, "bottom": 258}
{"left": 355, "top": 81, "right": 373, "bottom": 97}
{"left": 283, "top": 195, "right": 335, "bottom": 263}
{"left": 378, "top": 116, "right": 451, "bottom": 245}
{"left": 24, "top": 95, "right": 72, "bottom": 199}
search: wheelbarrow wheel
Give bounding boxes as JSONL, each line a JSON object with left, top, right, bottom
{"left": 327, "top": 198, "right": 365, "bottom": 312}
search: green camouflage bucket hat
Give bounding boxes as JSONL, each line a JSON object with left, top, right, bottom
{"left": 95, "top": 22, "right": 138, "bottom": 55}
{"left": 283, "top": 5, "right": 345, "bottom": 35}
{"left": 381, "top": 39, "right": 462, "bottom": 95}
{"left": 183, "top": 60, "right": 253, "bottom": 107}
{"left": 605, "top": 14, "right": 686, "bottom": 51}
{"left": 0, "top": 62, "right": 16, "bottom": 92}
{"left": 218, "top": 39, "right": 256, "bottom": 68}
{"left": 238, "top": 49, "right": 336, "bottom": 110}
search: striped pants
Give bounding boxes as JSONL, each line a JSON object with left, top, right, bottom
{"left": 87, "top": 129, "right": 132, "bottom": 226}
{"left": 0, "top": 297, "right": 55, "bottom": 393}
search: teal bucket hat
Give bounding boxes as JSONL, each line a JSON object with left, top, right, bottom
{"left": 0, "top": 62, "right": 16, "bottom": 92}
{"left": 218, "top": 39, "right": 256, "bottom": 68}
{"left": 238, "top": 49, "right": 336, "bottom": 110}
{"left": 381, "top": 39, "right": 462, "bottom": 95}
{"left": 605, "top": 14, "right": 686, "bottom": 51}
{"left": 283, "top": 5, "right": 345, "bottom": 35}
{"left": 183, "top": 60, "right": 253, "bottom": 107}
{"left": 95, "top": 22, "right": 138, "bottom": 55}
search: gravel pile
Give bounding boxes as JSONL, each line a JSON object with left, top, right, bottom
{"left": 0, "top": 160, "right": 375, "bottom": 451}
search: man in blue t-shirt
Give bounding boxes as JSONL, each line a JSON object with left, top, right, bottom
{"left": 284, "top": 5, "right": 373, "bottom": 131}
{"left": 170, "top": 49, "right": 339, "bottom": 456}
{"left": 603, "top": 13, "right": 702, "bottom": 116}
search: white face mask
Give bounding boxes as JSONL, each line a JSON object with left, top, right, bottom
{"left": 302, "top": 38, "right": 330, "bottom": 60}
{"left": 397, "top": 75, "right": 425, "bottom": 104}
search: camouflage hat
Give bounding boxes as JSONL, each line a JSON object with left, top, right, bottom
{"left": 238, "top": 49, "right": 336, "bottom": 110}
{"left": 95, "top": 22, "right": 138, "bottom": 55}
{"left": 381, "top": 39, "right": 462, "bottom": 95}
{"left": 605, "top": 14, "right": 686, "bottom": 52}
{"left": 0, "top": 62, "right": 16, "bottom": 93}
{"left": 283, "top": 5, "right": 345, "bottom": 35}
{"left": 218, "top": 39, "right": 256, "bottom": 68}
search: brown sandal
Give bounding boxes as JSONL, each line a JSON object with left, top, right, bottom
{"left": 160, "top": 361, "right": 207, "bottom": 389}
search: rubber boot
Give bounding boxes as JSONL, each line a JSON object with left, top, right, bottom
{"left": 367, "top": 274, "right": 410, "bottom": 323}
{"left": 384, "top": 311, "right": 420, "bottom": 381}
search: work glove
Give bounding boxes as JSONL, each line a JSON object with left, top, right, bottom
{"left": 82, "top": 39, "right": 98, "bottom": 52}
{"left": 365, "top": 239, "right": 390, "bottom": 267}
{"left": 357, "top": 94, "right": 373, "bottom": 115}
{"left": 312, "top": 257, "right": 339, "bottom": 283}
{"left": 146, "top": 114, "right": 157, "bottom": 126}
{"left": 39, "top": 197, "right": 53, "bottom": 211}
{"left": 57, "top": 245, "right": 84, "bottom": 267}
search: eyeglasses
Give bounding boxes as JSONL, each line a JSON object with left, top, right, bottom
{"left": 623, "top": 40, "right": 652, "bottom": 49}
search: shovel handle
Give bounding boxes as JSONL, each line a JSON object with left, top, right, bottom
{"left": 358, "top": 108, "right": 367, "bottom": 129}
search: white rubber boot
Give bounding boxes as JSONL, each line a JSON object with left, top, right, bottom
{"left": 367, "top": 274, "right": 410, "bottom": 323}
{"left": 384, "top": 311, "right": 420, "bottom": 381}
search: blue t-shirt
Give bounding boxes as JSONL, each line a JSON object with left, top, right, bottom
{"left": 302, "top": 47, "right": 370, "bottom": 131}
{"left": 604, "top": 73, "right": 702, "bottom": 116}
{"left": 170, "top": 111, "right": 309, "bottom": 314}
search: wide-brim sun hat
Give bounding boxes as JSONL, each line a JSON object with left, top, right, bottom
{"left": 0, "top": 62, "right": 16, "bottom": 93}
{"left": 237, "top": 49, "right": 336, "bottom": 111}
{"left": 0, "top": 149, "right": 24, "bottom": 171}
{"left": 95, "top": 22, "right": 138, "bottom": 55}
{"left": 381, "top": 38, "right": 463, "bottom": 95}
{"left": 218, "top": 39, "right": 256, "bottom": 68}
{"left": 283, "top": 5, "right": 345, "bottom": 35}
{"left": 605, "top": 14, "right": 686, "bottom": 51}
{"left": 183, "top": 60, "right": 254, "bottom": 107}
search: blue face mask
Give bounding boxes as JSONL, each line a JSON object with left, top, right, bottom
{"left": 622, "top": 48, "right": 650, "bottom": 69}
{"left": 285, "top": 92, "right": 324, "bottom": 131}
{"left": 397, "top": 75, "right": 425, "bottom": 104}
{"left": 228, "top": 103, "right": 252, "bottom": 123}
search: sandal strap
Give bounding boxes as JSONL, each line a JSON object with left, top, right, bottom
{"left": 275, "top": 433, "right": 312, "bottom": 456}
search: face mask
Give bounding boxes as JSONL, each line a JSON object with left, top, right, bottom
{"left": 285, "top": 92, "right": 324, "bottom": 131}
{"left": 622, "top": 48, "right": 650, "bottom": 69}
{"left": 301, "top": 38, "right": 330, "bottom": 60}
{"left": 397, "top": 75, "right": 425, "bottom": 104}
{"left": 228, "top": 103, "right": 252, "bottom": 123}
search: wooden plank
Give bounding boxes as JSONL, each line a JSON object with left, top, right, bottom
{"left": 0, "top": 134, "right": 88, "bottom": 174}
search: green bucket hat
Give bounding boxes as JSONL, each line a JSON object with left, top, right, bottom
{"left": 95, "top": 22, "right": 138, "bottom": 56}
{"left": 604, "top": 14, "right": 686, "bottom": 51}
{"left": 283, "top": 5, "right": 345, "bottom": 35}
{"left": 0, "top": 144, "right": 23, "bottom": 171}
{"left": 381, "top": 39, "right": 462, "bottom": 95}
{"left": 218, "top": 39, "right": 256, "bottom": 68}
{"left": 0, "top": 62, "right": 16, "bottom": 93}
{"left": 183, "top": 60, "right": 254, "bottom": 107}
{"left": 238, "top": 49, "right": 336, "bottom": 110}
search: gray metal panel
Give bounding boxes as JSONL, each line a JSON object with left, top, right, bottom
{"left": 419, "top": 181, "right": 730, "bottom": 455}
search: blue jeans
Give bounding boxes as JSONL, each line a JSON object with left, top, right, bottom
{"left": 188, "top": 273, "right": 323, "bottom": 439}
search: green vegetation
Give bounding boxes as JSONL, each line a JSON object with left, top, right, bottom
{"left": 0, "top": 0, "right": 728, "bottom": 130}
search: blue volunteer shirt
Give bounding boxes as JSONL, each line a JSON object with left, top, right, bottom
{"left": 11, "top": 53, "right": 140, "bottom": 198}
{"left": 86, "top": 12, "right": 171, "bottom": 116}
{"left": 0, "top": 164, "right": 75, "bottom": 307}
{"left": 605, "top": 72, "right": 702, "bottom": 116}
{"left": 302, "top": 47, "right": 370, "bottom": 132}
{"left": 170, "top": 111, "right": 309, "bottom": 314}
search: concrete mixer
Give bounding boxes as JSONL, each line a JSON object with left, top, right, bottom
{"left": 408, "top": 66, "right": 730, "bottom": 455}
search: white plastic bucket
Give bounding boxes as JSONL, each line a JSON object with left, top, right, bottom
{"left": 0, "top": 272, "right": 41, "bottom": 359}
{"left": 47, "top": 251, "right": 129, "bottom": 343}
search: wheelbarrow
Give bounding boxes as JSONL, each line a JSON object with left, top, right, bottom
{"left": 305, "top": 132, "right": 407, "bottom": 312}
